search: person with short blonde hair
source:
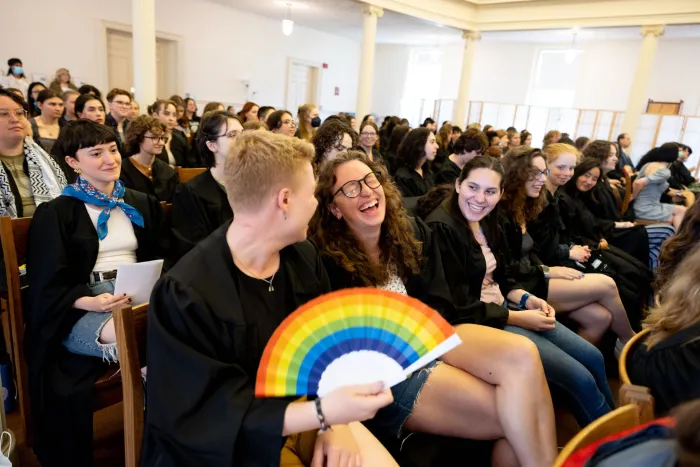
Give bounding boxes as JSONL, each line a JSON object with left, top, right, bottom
{"left": 144, "top": 129, "right": 398, "bottom": 467}
{"left": 224, "top": 130, "right": 315, "bottom": 214}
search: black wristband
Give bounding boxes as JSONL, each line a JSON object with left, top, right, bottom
{"left": 315, "top": 397, "right": 330, "bottom": 432}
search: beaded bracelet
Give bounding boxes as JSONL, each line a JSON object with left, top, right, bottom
{"left": 315, "top": 397, "right": 330, "bottom": 432}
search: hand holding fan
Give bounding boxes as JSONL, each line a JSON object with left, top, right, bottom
{"left": 255, "top": 288, "right": 462, "bottom": 397}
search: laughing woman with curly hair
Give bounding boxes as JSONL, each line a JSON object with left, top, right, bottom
{"left": 310, "top": 150, "right": 557, "bottom": 467}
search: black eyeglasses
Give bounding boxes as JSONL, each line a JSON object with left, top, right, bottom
{"left": 144, "top": 135, "right": 169, "bottom": 143}
{"left": 333, "top": 172, "right": 382, "bottom": 198}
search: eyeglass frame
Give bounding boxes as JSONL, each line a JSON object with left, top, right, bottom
{"left": 528, "top": 168, "right": 551, "bottom": 180}
{"left": 0, "top": 108, "right": 28, "bottom": 121}
{"left": 333, "top": 171, "right": 383, "bottom": 199}
{"left": 143, "top": 135, "right": 169, "bottom": 143}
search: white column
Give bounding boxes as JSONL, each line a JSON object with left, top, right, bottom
{"left": 132, "top": 0, "right": 158, "bottom": 110}
{"left": 453, "top": 30, "right": 481, "bottom": 128}
{"left": 620, "top": 25, "right": 665, "bottom": 140}
{"left": 355, "top": 5, "right": 383, "bottom": 124}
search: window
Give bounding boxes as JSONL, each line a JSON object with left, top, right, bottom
{"left": 400, "top": 48, "right": 444, "bottom": 127}
{"left": 527, "top": 49, "right": 583, "bottom": 109}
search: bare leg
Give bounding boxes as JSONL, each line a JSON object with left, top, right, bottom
{"left": 492, "top": 438, "right": 520, "bottom": 467}
{"left": 441, "top": 325, "right": 556, "bottom": 467}
{"left": 347, "top": 422, "right": 399, "bottom": 467}
{"left": 99, "top": 318, "right": 116, "bottom": 343}
{"left": 548, "top": 274, "right": 635, "bottom": 343}
{"left": 567, "top": 302, "right": 612, "bottom": 345}
{"left": 671, "top": 205, "right": 686, "bottom": 230}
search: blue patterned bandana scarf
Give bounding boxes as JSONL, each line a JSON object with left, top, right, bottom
{"left": 62, "top": 176, "right": 144, "bottom": 240}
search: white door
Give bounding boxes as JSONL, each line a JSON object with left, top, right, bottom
{"left": 106, "top": 29, "right": 178, "bottom": 98}
{"left": 286, "top": 62, "right": 314, "bottom": 116}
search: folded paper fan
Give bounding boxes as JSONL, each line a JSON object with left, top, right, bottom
{"left": 255, "top": 288, "right": 462, "bottom": 398}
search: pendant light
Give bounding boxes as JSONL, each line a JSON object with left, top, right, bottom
{"left": 282, "top": 3, "right": 294, "bottom": 36}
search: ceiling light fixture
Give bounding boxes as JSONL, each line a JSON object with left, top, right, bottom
{"left": 282, "top": 3, "right": 294, "bottom": 36}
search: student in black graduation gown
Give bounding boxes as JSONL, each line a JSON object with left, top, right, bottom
{"left": 357, "top": 121, "right": 382, "bottom": 164}
{"left": 310, "top": 117, "right": 356, "bottom": 170}
{"left": 422, "top": 156, "right": 614, "bottom": 427}
{"left": 498, "top": 146, "right": 637, "bottom": 348}
{"left": 26, "top": 120, "right": 169, "bottom": 467}
{"left": 121, "top": 115, "right": 179, "bottom": 202}
{"left": 434, "top": 128, "right": 488, "bottom": 186}
{"left": 144, "top": 131, "right": 398, "bottom": 467}
{"left": 531, "top": 143, "right": 652, "bottom": 331}
{"left": 310, "top": 150, "right": 558, "bottom": 466}
{"left": 148, "top": 99, "right": 196, "bottom": 168}
{"left": 171, "top": 111, "right": 240, "bottom": 260}
{"left": 629, "top": 244, "right": 700, "bottom": 415}
{"left": 393, "top": 127, "right": 438, "bottom": 197}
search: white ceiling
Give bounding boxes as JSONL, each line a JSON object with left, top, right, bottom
{"left": 205, "top": 0, "right": 700, "bottom": 44}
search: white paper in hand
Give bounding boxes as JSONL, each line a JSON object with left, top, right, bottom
{"left": 113, "top": 260, "right": 164, "bottom": 306}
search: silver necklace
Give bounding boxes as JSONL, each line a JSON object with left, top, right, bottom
{"left": 233, "top": 253, "right": 277, "bottom": 292}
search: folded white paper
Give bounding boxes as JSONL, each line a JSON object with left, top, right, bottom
{"left": 113, "top": 260, "right": 164, "bottom": 306}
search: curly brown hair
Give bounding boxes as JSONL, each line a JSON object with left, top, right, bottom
{"left": 582, "top": 140, "right": 613, "bottom": 165}
{"left": 501, "top": 145, "right": 546, "bottom": 227}
{"left": 309, "top": 150, "right": 422, "bottom": 286}
{"left": 125, "top": 115, "right": 167, "bottom": 156}
{"left": 311, "top": 119, "right": 358, "bottom": 169}
{"left": 655, "top": 199, "right": 700, "bottom": 292}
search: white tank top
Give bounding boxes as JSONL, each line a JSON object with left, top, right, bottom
{"left": 84, "top": 204, "right": 138, "bottom": 272}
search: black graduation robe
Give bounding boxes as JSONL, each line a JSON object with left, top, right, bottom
{"left": 319, "top": 216, "right": 456, "bottom": 323}
{"left": 629, "top": 322, "right": 700, "bottom": 415}
{"left": 425, "top": 199, "right": 520, "bottom": 329}
{"left": 495, "top": 205, "right": 549, "bottom": 300}
{"left": 171, "top": 170, "right": 233, "bottom": 261}
{"left": 155, "top": 129, "right": 198, "bottom": 168}
{"left": 26, "top": 190, "right": 169, "bottom": 467}
{"left": 142, "top": 225, "right": 331, "bottom": 467}
{"left": 434, "top": 158, "right": 461, "bottom": 186}
{"left": 120, "top": 156, "right": 179, "bottom": 203}
{"left": 669, "top": 160, "right": 695, "bottom": 189}
{"left": 393, "top": 166, "right": 435, "bottom": 198}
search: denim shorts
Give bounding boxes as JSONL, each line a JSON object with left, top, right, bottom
{"left": 364, "top": 360, "right": 441, "bottom": 438}
{"left": 61, "top": 279, "right": 119, "bottom": 362}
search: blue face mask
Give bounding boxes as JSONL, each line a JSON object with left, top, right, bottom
{"left": 678, "top": 152, "right": 684, "bottom": 159}
{"left": 12, "top": 66, "right": 23, "bottom": 75}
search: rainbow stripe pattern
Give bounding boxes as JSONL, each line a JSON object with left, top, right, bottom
{"left": 255, "top": 288, "right": 461, "bottom": 397}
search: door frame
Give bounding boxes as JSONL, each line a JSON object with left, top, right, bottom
{"left": 284, "top": 58, "right": 323, "bottom": 112}
{"left": 98, "top": 20, "right": 184, "bottom": 98}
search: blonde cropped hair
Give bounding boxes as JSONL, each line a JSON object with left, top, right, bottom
{"left": 542, "top": 143, "right": 580, "bottom": 164}
{"left": 644, "top": 243, "right": 700, "bottom": 349}
{"left": 224, "top": 131, "right": 314, "bottom": 213}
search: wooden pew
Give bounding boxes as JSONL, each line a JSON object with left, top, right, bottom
{"left": 177, "top": 167, "right": 206, "bottom": 183}
{"left": 617, "top": 328, "right": 655, "bottom": 420}
{"left": 113, "top": 303, "right": 149, "bottom": 467}
{"left": 0, "top": 216, "right": 123, "bottom": 447}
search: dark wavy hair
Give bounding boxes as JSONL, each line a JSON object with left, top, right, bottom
{"left": 58, "top": 120, "right": 118, "bottom": 160}
{"left": 635, "top": 142, "right": 680, "bottom": 171}
{"left": 416, "top": 155, "right": 504, "bottom": 220}
{"left": 266, "top": 110, "right": 293, "bottom": 131}
{"left": 75, "top": 93, "right": 105, "bottom": 116}
{"left": 396, "top": 127, "right": 432, "bottom": 170}
{"left": 655, "top": 199, "right": 700, "bottom": 292}
{"left": 311, "top": 119, "right": 357, "bottom": 168}
{"left": 563, "top": 157, "right": 603, "bottom": 202}
{"left": 309, "top": 150, "right": 422, "bottom": 286}
{"left": 27, "top": 82, "right": 47, "bottom": 117}
{"left": 387, "top": 125, "right": 409, "bottom": 155}
{"left": 453, "top": 128, "right": 488, "bottom": 155}
{"left": 196, "top": 111, "right": 238, "bottom": 169}
{"left": 575, "top": 136, "right": 590, "bottom": 151}
{"left": 501, "top": 146, "right": 546, "bottom": 226}
{"left": 77, "top": 84, "right": 102, "bottom": 100}
{"left": 582, "top": 140, "right": 614, "bottom": 166}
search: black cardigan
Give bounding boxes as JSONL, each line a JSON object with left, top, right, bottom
{"left": 629, "top": 322, "right": 700, "bottom": 415}
{"left": 155, "top": 129, "right": 197, "bottom": 168}
{"left": 320, "top": 216, "right": 457, "bottom": 324}
{"left": 495, "top": 205, "right": 549, "bottom": 299}
{"left": 143, "top": 225, "right": 331, "bottom": 466}
{"left": 394, "top": 166, "right": 435, "bottom": 198}
{"left": 425, "top": 200, "right": 519, "bottom": 329}
{"left": 26, "top": 191, "right": 168, "bottom": 467}
{"left": 120, "top": 156, "right": 179, "bottom": 202}
{"left": 171, "top": 169, "right": 233, "bottom": 261}
{"left": 434, "top": 159, "right": 461, "bottom": 186}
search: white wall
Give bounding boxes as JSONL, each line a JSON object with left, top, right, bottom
{"left": 372, "top": 45, "right": 411, "bottom": 117}
{"left": 0, "top": 0, "right": 361, "bottom": 114}
{"left": 371, "top": 36, "right": 700, "bottom": 120}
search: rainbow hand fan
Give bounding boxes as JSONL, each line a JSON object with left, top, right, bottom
{"left": 255, "top": 288, "right": 462, "bottom": 398}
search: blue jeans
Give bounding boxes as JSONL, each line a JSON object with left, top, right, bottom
{"left": 62, "top": 280, "right": 119, "bottom": 362}
{"left": 504, "top": 323, "right": 614, "bottom": 426}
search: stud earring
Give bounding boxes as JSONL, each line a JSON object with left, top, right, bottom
{"left": 283, "top": 212, "right": 287, "bottom": 221}
{"left": 74, "top": 168, "right": 81, "bottom": 174}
